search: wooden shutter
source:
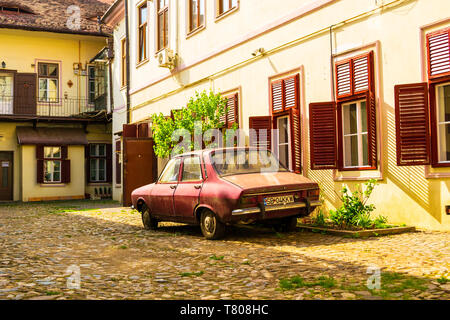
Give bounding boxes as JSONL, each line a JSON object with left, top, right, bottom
{"left": 116, "top": 140, "right": 122, "bottom": 184}
{"left": 427, "top": 28, "right": 450, "bottom": 79}
{"left": 123, "top": 124, "right": 137, "bottom": 138}
{"left": 226, "top": 93, "right": 239, "bottom": 128}
{"left": 85, "top": 145, "right": 91, "bottom": 183}
{"left": 36, "top": 145, "right": 44, "bottom": 184}
{"left": 353, "top": 53, "right": 372, "bottom": 94}
{"left": 249, "top": 116, "right": 272, "bottom": 150}
{"left": 106, "top": 144, "right": 113, "bottom": 183}
{"left": 309, "top": 102, "right": 338, "bottom": 170}
{"left": 290, "top": 107, "right": 302, "bottom": 173}
{"left": 394, "top": 83, "right": 430, "bottom": 166}
{"left": 271, "top": 74, "right": 299, "bottom": 114}
{"left": 366, "top": 91, "right": 378, "bottom": 169}
{"left": 336, "top": 60, "right": 352, "bottom": 98}
{"left": 62, "top": 160, "right": 71, "bottom": 184}
{"left": 61, "top": 146, "right": 68, "bottom": 159}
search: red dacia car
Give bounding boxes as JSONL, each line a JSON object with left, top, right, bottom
{"left": 131, "top": 148, "right": 321, "bottom": 240}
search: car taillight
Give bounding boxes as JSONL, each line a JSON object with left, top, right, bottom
{"left": 240, "top": 196, "right": 258, "bottom": 208}
{"left": 308, "top": 189, "right": 320, "bottom": 199}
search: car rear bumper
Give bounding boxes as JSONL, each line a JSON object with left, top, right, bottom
{"left": 231, "top": 199, "right": 322, "bottom": 216}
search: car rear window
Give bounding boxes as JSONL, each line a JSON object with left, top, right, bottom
{"left": 211, "top": 150, "right": 288, "bottom": 176}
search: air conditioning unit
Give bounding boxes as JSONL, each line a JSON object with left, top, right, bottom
{"left": 157, "top": 49, "right": 177, "bottom": 70}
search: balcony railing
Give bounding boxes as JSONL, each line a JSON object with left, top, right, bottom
{"left": 0, "top": 95, "right": 108, "bottom": 120}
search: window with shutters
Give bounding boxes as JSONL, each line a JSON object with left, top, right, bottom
{"left": 336, "top": 51, "right": 377, "bottom": 170}
{"left": 220, "top": 93, "right": 239, "bottom": 129}
{"left": 248, "top": 73, "right": 301, "bottom": 173}
{"left": 435, "top": 82, "right": 450, "bottom": 163}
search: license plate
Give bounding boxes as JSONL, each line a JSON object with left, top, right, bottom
{"left": 264, "top": 195, "right": 294, "bottom": 206}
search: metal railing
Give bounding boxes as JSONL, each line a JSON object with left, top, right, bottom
{"left": 0, "top": 95, "right": 108, "bottom": 119}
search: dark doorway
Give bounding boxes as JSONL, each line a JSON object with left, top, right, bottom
{"left": 0, "top": 152, "right": 13, "bottom": 201}
{"left": 14, "top": 73, "right": 37, "bottom": 115}
{"left": 123, "top": 138, "right": 157, "bottom": 206}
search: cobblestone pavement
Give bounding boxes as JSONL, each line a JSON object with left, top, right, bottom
{"left": 0, "top": 201, "right": 449, "bottom": 300}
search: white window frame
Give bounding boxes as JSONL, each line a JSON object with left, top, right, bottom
{"left": 37, "top": 62, "right": 60, "bottom": 103}
{"left": 275, "top": 115, "right": 292, "bottom": 171}
{"left": 436, "top": 82, "right": 450, "bottom": 163}
{"left": 43, "top": 146, "right": 62, "bottom": 183}
{"left": 90, "top": 144, "right": 107, "bottom": 182}
{"left": 342, "top": 99, "right": 369, "bottom": 168}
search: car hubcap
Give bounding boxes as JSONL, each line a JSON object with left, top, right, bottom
{"left": 204, "top": 215, "right": 215, "bottom": 234}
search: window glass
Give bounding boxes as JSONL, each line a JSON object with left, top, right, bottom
{"left": 342, "top": 100, "right": 369, "bottom": 168}
{"left": 159, "top": 158, "right": 181, "bottom": 183}
{"left": 44, "top": 147, "right": 61, "bottom": 159}
{"left": 44, "top": 160, "right": 61, "bottom": 183}
{"left": 277, "top": 117, "right": 290, "bottom": 169}
{"left": 182, "top": 156, "right": 202, "bottom": 182}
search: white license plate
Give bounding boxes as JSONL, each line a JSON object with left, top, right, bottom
{"left": 264, "top": 195, "right": 294, "bottom": 206}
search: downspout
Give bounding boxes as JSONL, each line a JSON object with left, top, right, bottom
{"left": 124, "top": 0, "right": 131, "bottom": 124}
{"left": 329, "top": 25, "right": 335, "bottom": 102}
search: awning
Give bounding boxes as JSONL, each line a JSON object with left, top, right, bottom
{"left": 16, "top": 127, "right": 88, "bottom": 145}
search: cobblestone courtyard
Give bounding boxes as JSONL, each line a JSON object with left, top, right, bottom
{"left": 0, "top": 201, "right": 449, "bottom": 300}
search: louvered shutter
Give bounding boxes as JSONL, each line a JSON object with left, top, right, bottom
{"left": 353, "top": 53, "right": 372, "bottom": 94}
{"left": 271, "top": 80, "right": 283, "bottom": 113}
{"left": 309, "top": 102, "right": 338, "bottom": 170}
{"left": 226, "top": 93, "right": 239, "bottom": 128}
{"left": 290, "top": 107, "right": 302, "bottom": 173}
{"left": 61, "top": 146, "right": 68, "bottom": 160}
{"left": 249, "top": 116, "right": 272, "bottom": 150}
{"left": 366, "top": 91, "right": 378, "bottom": 169}
{"left": 336, "top": 60, "right": 352, "bottom": 98}
{"left": 427, "top": 29, "right": 450, "bottom": 79}
{"left": 395, "top": 83, "right": 431, "bottom": 166}
{"left": 106, "top": 144, "right": 113, "bottom": 183}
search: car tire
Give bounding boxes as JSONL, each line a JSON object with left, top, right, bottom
{"left": 141, "top": 205, "right": 158, "bottom": 231}
{"left": 200, "top": 210, "right": 226, "bottom": 240}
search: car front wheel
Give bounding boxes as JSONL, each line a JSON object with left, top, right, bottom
{"left": 200, "top": 210, "right": 226, "bottom": 240}
{"left": 141, "top": 205, "right": 158, "bottom": 231}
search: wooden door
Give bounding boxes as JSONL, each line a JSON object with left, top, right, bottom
{"left": 0, "top": 152, "right": 13, "bottom": 201}
{"left": 14, "top": 73, "right": 37, "bottom": 115}
{"left": 123, "top": 138, "right": 158, "bottom": 206}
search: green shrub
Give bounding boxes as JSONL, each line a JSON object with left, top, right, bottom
{"left": 312, "top": 209, "right": 326, "bottom": 226}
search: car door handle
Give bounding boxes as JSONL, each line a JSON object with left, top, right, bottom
{"left": 194, "top": 185, "right": 202, "bottom": 190}
{"left": 170, "top": 185, "right": 177, "bottom": 189}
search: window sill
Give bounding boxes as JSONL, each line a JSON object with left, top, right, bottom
{"left": 40, "top": 183, "right": 66, "bottom": 187}
{"left": 431, "top": 162, "right": 450, "bottom": 168}
{"left": 186, "top": 25, "right": 206, "bottom": 39}
{"left": 88, "top": 182, "right": 110, "bottom": 186}
{"left": 154, "top": 47, "right": 168, "bottom": 57}
{"left": 136, "top": 58, "right": 149, "bottom": 69}
{"left": 115, "top": 184, "right": 122, "bottom": 188}
{"left": 215, "top": 6, "right": 239, "bottom": 22}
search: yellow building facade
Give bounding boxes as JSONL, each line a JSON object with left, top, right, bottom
{"left": 105, "top": 0, "right": 450, "bottom": 230}
{"left": 0, "top": 1, "right": 113, "bottom": 202}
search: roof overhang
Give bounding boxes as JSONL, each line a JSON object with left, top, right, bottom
{"left": 101, "top": 0, "right": 124, "bottom": 27}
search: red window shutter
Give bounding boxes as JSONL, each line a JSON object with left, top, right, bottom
{"left": 271, "top": 80, "right": 284, "bottom": 113}
{"left": 353, "top": 52, "right": 372, "bottom": 94}
{"left": 106, "top": 144, "right": 113, "bottom": 183}
{"left": 85, "top": 145, "right": 91, "bottom": 183}
{"left": 36, "top": 145, "right": 44, "bottom": 159}
{"left": 395, "top": 83, "right": 431, "bottom": 166}
{"left": 289, "top": 107, "right": 302, "bottom": 173}
{"left": 123, "top": 124, "right": 137, "bottom": 138}
{"left": 336, "top": 60, "right": 352, "bottom": 98}
{"left": 61, "top": 146, "right": 68, "bottom": 159}
{"left": 62, "top": 160, "right": 71, "bottom": 184}
{"left": 137, "top": 123, "right": 150, "bottom": 138}
{"left": 366, "top": 91, "right": 378, "bottom": 169}
{"left": 427, "top": 29, "right": 450, "bottom": 79}
{"left": 225, "top": 93, "right": 239, "bottom": 128}
{"left": 309, "top": 102, "right": 338, "bottom": 170}
{"left": 249, "top": 116, "right": 272, "bottom": 150}
{"left": 284, "top": 74, "right": 299, "bottom": 110}
{"left": 116, "top": 140, "right": 122, "bottom": 184}
{"left": 36, "top": 159, "right": 44, "bottom": 184}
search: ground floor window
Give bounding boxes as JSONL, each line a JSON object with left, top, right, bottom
{"left": 89, "top": 144, "right": 107, "bottom": 182}
{"left": 342, "top": 99, "right": 369, "bottom": 168}
{"left": 436, "top": 82, "right": 450, "bottom": 163}
{"left": 275, "top": 116, "right": 291, "bottom": 170}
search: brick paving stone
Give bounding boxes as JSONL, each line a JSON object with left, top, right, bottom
{"left": 0, "top": 201, "right": 449, "bottom": 300}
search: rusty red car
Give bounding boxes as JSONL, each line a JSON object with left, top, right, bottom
{"left": 131, "top": 148, "right": 321, "bottom": 240}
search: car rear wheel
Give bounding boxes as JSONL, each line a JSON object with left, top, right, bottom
{"left": 141, "top": 205, "right": 158, "bottom": 231}
{"left": 200, "top": 210, "right": 226, "bottom": 240}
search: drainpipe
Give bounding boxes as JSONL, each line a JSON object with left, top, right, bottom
{"left": 124, "top": 0, "right": 131, "bottom": 124}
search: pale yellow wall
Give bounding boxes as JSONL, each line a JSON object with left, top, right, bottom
{"left": 119, "top": 0, "right": 450, "bottom": 230}
{"left": 0, "top": 123, "right": 21, "bottom": 201}
{"left": 0, "top": 28, "right": 107, "bottom": 113}
{"left": 21, "top": 145, "right": 85, "bottom": 202}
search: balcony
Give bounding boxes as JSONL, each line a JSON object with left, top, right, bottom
{"left": 0, "top": 95, "right": 108, "bottom": 121}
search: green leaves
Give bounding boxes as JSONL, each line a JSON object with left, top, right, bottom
{"left": 151, "top": 90, "right": 228, "bottom": 158}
